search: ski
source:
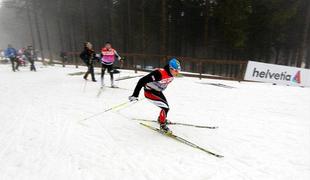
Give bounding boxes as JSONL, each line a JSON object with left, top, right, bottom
{"left": 196, "top": 82, "right": 235, "bottom": 89}
{"left": 96, "top": 86, "right": 105, "bottom": 97}
{"left": 108, "top": 86, "right": 131, "bottom": 91}
{"left": 115, "top": 75, "right": 144, "bottom": 81}
{"left": 140, "top": 123, "right": 223, "bottom": 158}
{"left": 97, "top": 86, "right": 130, "bottom": 97}
{"left": 133, "top": 118, "right": 218, "bottom": 129}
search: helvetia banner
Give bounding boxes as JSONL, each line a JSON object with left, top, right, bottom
{"left": 244, "top": 61, "right": 310, "bottom": 87}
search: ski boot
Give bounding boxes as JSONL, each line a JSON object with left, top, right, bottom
{"left": 111, "top": 80, "right": 118, "bottom": 88}
{"left": 158, "top": 118, "right": 172, "bottom": 134}
{"left": 160, "top": 123, "right": 172, "bottom": 135}
{"left": 101, "top": 78, "right": 105, "bottom": 88}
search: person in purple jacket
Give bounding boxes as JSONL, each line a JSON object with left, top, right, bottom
{"left": 100, "top": 42, "right": 122, "bottom": 88}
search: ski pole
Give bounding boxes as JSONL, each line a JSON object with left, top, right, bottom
{"left": 81, "top": 101, "right": 129, "bottom": 121}
{"left": 115, "top": 97, "right": 145, "bottom": 113}
{"left": 81, "top": 99, "right": 143, "bottom": 121}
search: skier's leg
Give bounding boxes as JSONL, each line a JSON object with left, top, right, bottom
{"left": 157, "top": 93, "right": 169, "bottom": 124}
{"left": 28, "top": 59, "right": 31, "bottom": 71}
{"left": 101, "top": 64, "right": 106, "bottom": 86}
{"left": 15, "top": 58, "right": 20, "bottom": 71}
{"left": 33, "top": 61, "right": 36, "bottom": 71}
{"left": 90, "top": 64, "right": 96, "bottom": 81}
{"left": 62, "top": 57, "right": 65, "bottom": 67}
{"left": 158, "top": 108, "right": 169, "bottom": 124}
{"left": 10, "top": 58, "right": 15, "bottom": 72}
{"left": 144, "top": 90, "right": 169, "bottom": 124}
{"left": 84, "top": 64, "right": 90, "bottom": 79}
{"left": 107, "top": 65, "right": 114, "bottom": 86}
{"left": 30, "top": 60, "right": 34, "bottom": 71}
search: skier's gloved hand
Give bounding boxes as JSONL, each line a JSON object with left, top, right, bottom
{"left": 128, "top": 95, "right": 138, "bottom": 102}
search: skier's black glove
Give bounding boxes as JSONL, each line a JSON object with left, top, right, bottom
{"left": 128, "top": 95, "right": 138, "bottom": 102}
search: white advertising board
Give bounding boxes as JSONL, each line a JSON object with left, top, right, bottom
{"left": 244, "top": 61, "right": 310, "bottom": 87}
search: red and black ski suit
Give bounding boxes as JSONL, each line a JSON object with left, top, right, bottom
{"left": 132, "top": 65, "right": 174, "bottom": 124}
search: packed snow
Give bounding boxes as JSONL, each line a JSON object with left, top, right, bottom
{"left": 0, "top": 63, "right": 309, "bottom": 180}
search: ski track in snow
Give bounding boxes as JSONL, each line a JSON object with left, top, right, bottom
{"left": 0, "top": 64, "right": 310, "bottom": 180}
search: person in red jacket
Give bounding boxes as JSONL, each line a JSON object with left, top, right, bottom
{"left": 128, "top": 58, "right": 181, "bottom": 133}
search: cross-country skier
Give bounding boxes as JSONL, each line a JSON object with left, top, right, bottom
{"left": 4, "top": 44, "right": 19, "bottom": 72}
{"left": 60, "top": 50, "right": 68, "bottom": 67}
{"left": 80, "top": 42, "right": 97, "bottom": 82}
{"left": 100, "top": 42, "right": 122, "bottom": 87}
{"left": 17, "top": 48, "right": 26, "bottom": 67}
{"left": 128, "top": 58, "right": 181, "bottom": 133}
{"left": 24, "top": 46, "right": 37, "bottom": 71}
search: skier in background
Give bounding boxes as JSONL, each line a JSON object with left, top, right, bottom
{"left": 100, "top": 42, "right": 122, "bottom": 87}
{"left": 128, "top": 58, "right": 181, "bottom": 133}
{"left": 60, "top": 50, "right": 68, "bottom": 67}
{"left": 17, "top": 48, "right": 26, "bottom": 66}
{"left": 4, "top": 44, "right": 19, "bottom": 72}
{"left": 24, "top": 45, "right": 37, "bottom": 71}
{"left": 0, "top": 49, "right": 4, "bottom": 61}
{"left": 80, "top": 42, "right": 97, "bottom": 82}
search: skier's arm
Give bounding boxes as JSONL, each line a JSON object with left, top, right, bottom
{"left": 80, "top": 50, "right": 90, "bottom": 65}
{"left": 114, "top": 50, "right": 121, "bottom": 60}
{"left": 91, "top": 50, "right": 97, "bottom": 60}
{"left": 13, "top": 49, "right": 17, "bottom": 56}
{"left": 132, "top": 70, "right": 161, "bottom": 97}
{"left": 79, "top": 50, "right": 86, "bottom": 60}
{"left": 4, "top": 49, "right": 8, "bottom": 58}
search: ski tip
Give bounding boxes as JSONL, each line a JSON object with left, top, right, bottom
{"left": 139, "top": 122, "right": 149, "bottom": 126}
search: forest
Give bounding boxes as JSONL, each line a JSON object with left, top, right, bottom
{"left": 0, "top": 0, "right": 309, "bottom": 68}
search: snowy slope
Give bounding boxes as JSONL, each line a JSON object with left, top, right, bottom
{"left": 0, "top": 64, "right": 309, "bottom": 180}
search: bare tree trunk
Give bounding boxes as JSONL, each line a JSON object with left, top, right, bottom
{"left": 43, "top": 13, "right": 53, "bottom": 63}
{"left": 66, "top": 15, "right": 74, "bottom": 65}
{"left": 57, "top": 20, "right": 64, "bottom": 50}
{"left": 81, "top": 0, "right": 90, "bottom": 41}
{"left": 293, "top": 48, "right": 300, "bottom": 67}
{"left": 298, "top": 1, "right": 310, "bottom": 68}
{"left": 287, "top": 50, "right": 292, "bottom": 66}
{"left": 127, "top": 0, "right": 132, "bottom": 53}
{"left": 57, "top": 20, "right": 65, "bottom": 67}
{"left": 141, "top": 0, "right": 146, "bottom": 53}
{"left": 56, "top": 0, "right": 64, "bottom": 53}
{"left": 204, "top": 0, "right": 209, "bottom": 57}
{"left": 26, "top": 1, "right": 36, "bottom": 49}
{"left": 71, "top": 16, "right": 79, "bottom": 68}
{"left": 32, "top": 0, "right": 45, "bottom": 63}
{"left": 107, "top": 0, "right": 113, "bottom": 42}
{"left": 160, "top": 0, "right": 167, "bottom": 65}
{"left": 275, "top": 48, "right": 280, "bottom": 64}
{"left": 121, "top": 1, "right": 128, "bottom": 52}
{"left": 141, "top": 0, "right": 146, "bottom": 67}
